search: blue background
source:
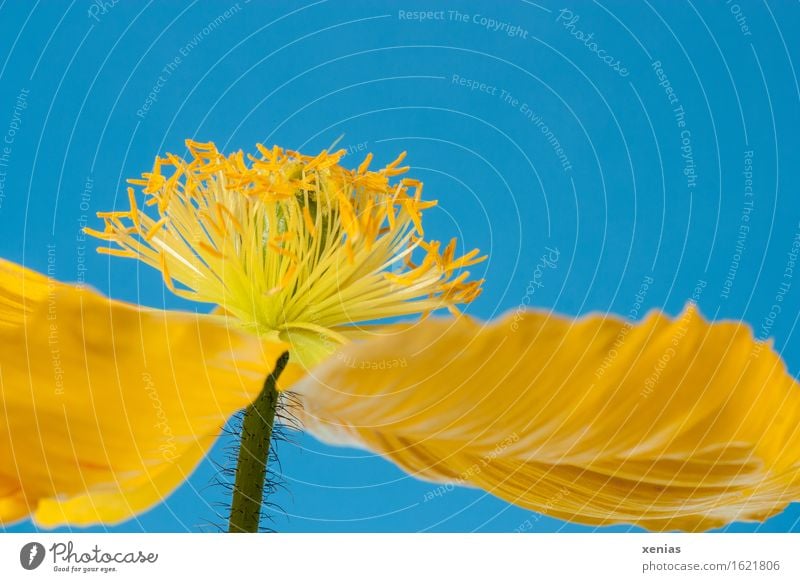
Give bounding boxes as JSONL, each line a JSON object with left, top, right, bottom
{"left": 1, "top": 0, "right": 799, "bottom": 532}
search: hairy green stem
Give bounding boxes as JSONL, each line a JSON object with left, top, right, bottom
{"left": 228, "top": 351, "right": 290, "bottom": 533}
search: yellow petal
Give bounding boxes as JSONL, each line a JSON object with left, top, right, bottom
{"left": 291, "top": 306, "right": 800, "bottom": 531}
{"left": 0, "top": 259, "right": 288, "bottom": 527}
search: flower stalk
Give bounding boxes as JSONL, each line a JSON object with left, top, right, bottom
{"left": 228, "top": 351, "right": 290, "bottom": 533}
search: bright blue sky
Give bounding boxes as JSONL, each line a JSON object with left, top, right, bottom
{"left": 1, "top": 0, "right": 799, "bottom": 532}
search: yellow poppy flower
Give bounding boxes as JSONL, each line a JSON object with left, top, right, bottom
{"left": 1, "top": 140, "right": 798, "bottom": 532}
{"left": 292, "top": 306, "right": 800, "bottom": 531}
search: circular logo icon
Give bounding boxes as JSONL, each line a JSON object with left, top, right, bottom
{"left": 19, "top": 542, "right": 46, "bottom": 570}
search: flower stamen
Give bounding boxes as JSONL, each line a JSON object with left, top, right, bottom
{"left": 87, "top": 140, "right": 486, "bottom": 366}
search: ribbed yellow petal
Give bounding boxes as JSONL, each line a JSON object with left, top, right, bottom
{"left": 291, "top": 306, "right": 800, "bottom": 531}
{"left": 0, "top": 259, "right": 288, "bottom": 527}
